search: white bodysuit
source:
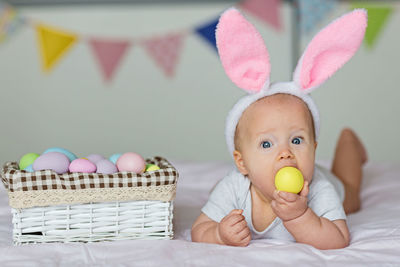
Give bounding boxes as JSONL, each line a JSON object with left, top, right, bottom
{"left": 201, "top": 164, "right": 346, "bottom": 241}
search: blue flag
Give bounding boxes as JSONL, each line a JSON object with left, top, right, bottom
{"left": 195, "top": 18, "right": 219, "bottom": 52}
{"left": 297, "top": 0, "right": 337, "bottom": 34}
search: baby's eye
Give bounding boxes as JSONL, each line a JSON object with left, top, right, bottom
{"left": 261, "top": 141, "right": 271, "bottom": 149}
{"left": 292, "top": 137, "right": 303, "bottom": 145}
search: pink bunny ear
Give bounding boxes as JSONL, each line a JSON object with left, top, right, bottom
{"left": 293, "top": 9, "right": 367, "bottom": 93}
{"left": 216, "top": 8, "right": 270, "bottom": 93}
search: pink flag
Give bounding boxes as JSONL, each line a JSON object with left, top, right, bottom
{"left": 89, "top": 38, "right": 131, "bottom": 82}
{"left": 239, "top": 0, "right": 282, "bottom": 31}
{"left": 142, "top": 32, "right": 185, "bottom": 78}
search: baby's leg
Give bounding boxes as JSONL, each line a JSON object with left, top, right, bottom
{"left": 331, "top": 128, "right": 367, "bottom": 214}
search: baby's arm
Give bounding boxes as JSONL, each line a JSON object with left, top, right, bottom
{"left": 272, "top": 181, "right": 350, "bottom": 249}
{"left": 191, "top": 210, "right": 251, "bottom": 246}
{"left": 284, "top": 208, "right": 349, "bottom": 250}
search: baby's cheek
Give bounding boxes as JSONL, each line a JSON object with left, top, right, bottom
{"left": 300, "top": 156, "right": 315, "bottom": 183}
{"left": 248, "top": 164, "right": 276, "bottom": 197}
{"left": 302, "top": 168, "right": 314, "bottom": 184}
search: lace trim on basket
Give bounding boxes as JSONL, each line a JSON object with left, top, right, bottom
{"left": 8, "top": 184, "right": 176, "bottom": 209}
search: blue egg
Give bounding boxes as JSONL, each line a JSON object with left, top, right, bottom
{"left": 109, "top": 153, "right": 122, "bottom": 164}
{"left": 24, "top": 164, "right": 34, "bottom": 172}
{"left": 43, "top": 147, "right": 77, "bottom": 162}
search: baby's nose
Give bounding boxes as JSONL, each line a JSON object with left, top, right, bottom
{"left": 278, "top": 148, "right": 294, "bottom": 160}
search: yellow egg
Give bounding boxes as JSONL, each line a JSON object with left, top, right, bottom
{"left": 145, "top": 164, "right": 160, "bottom": 172}
{"left": 274, "top": 167, "right": 304, "bottom": 194}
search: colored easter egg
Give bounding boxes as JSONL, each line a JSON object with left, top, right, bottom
{"left": 116, "top": 152, "right": 145, "bottom": 173}
{"left": 87, "top": 154, "right": 105, "bottom": 164}
{"left": 43, "top": 147, "right": 77, "bottom": 162}
{"left": 69, "top": 158, "right": 97, "bottom": 173}
{"left": 33, "top": 152, "right": 70, "bottom": 174}
{"left": 19, "top": 152, "right": 40, "bottom": 170}
{"left": 24, "top": 164, "right": 34, "bottom": 172}
{"left": 109, "top": 153, "right": 122, "bottom": 164}
{"left": 96, "top": 159, "right": 118, "bottom": 174}
{"left": 145, "top": 164, "right": 160, "bottom": 172}
{"left": 275, "top": 167, "right": 304, "bottom": 194}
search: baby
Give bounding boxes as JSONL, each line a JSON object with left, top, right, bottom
{"left": 191, "top": 8, "right": 368, "bottom": 249}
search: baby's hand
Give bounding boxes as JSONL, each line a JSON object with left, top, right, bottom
{"left": 271, "top": 181, "right": 309, "bottom": 222}
{"left": 217, "top": 209, "right": 251, "bottom": 247}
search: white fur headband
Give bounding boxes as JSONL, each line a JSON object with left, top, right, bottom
{"left": 216, "top": 8, "right": 367, "bottom": 156}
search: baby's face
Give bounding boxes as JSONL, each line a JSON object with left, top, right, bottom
{"left": 234, "top": 94, "right": 317, "bottom": 201}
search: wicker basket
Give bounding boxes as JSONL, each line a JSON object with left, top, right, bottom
{"left": 1, "top": 156, "right": 178, "bottom": 245}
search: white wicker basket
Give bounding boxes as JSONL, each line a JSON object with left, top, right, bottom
{"left": 1, "top": 156, "right": 178, "bottom": 245}
{"left": 12, "top": 200, "right": 173, "bottom": 244}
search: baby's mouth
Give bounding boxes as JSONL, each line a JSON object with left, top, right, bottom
{"left": 275, "top": 164, "right": 298, "bottom": 175}
{"left": 279, "top": 162, "right": 297, "bottom": 168}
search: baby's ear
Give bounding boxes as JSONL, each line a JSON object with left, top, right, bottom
{"left": 216, "top": 8, "right": 271, "bottom": 93}
{"left": 233, "top": 150, "right": 248, "bottom": 175}
{"left": 293, "top": 9, "right": 367, "bottom": 93}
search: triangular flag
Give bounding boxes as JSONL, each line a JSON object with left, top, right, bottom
{"left": 36, "top": 24, "right": 78, "bottom": 72}
{"left": 195, "top": 18, "right": 218, "bottom": 52}
{"left": 0, "top": 3, "right": 26, "bottom": 43}
{"left": 297, "top": 0, "right": 337, "bottom": 34}
{"left": 239, "top": 0, "right": 282, "bottom": 31}
{"left": 89, "top": 38, "right": 131, "bottom": 82}
{"left": 142, "top": 32, "right": 185, "bottom": 78}
{"left": 351, "top": 3, "right": 393, "bottom": 49}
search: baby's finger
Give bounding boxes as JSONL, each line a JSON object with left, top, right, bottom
{"left": 228, "top": 209, "right": 243, "bottom": 216}
{"left": 239, "top": 234, "right": 251, "bottom": 247}
{"left": 278, "top": 191, "right": 298, "bottom": 202}
{"left": 233, "top": 219, "right": 248, "bottom": 233}
{"left": 237, "top": 227, "right": 251, "bottom": 240}
{"left": 299, "top": 181, "right": 309, "bottom": 197}
{"left": 227, "top": 214, "right": 245, "bottom": 226}
{"left": 273, "top": 190, "right": 286, "bottom": 204}
{"left": 271, "top": 200, "right": 280, "bottom": 211}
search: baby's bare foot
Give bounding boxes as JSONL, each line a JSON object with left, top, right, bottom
{"left": 332, "top": 128, "right": 366, "bottom": 213}
{"left": 339, "top": 128, "right": 368, "bottom": 165}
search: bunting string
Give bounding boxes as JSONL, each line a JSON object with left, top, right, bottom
{"left": 0, "top": 0, "right": 397, "bottom": 83}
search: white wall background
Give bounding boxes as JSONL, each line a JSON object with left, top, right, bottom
{"left": 0, "top": 2, "right": 399, "bottom": 164}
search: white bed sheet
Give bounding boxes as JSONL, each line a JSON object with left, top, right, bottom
{"left": 0, "top": 160, "right": 399, "bottom": 266}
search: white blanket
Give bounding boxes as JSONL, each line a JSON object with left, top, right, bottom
{"left": 0, "top": 160, "right": 399, "bottom": 266}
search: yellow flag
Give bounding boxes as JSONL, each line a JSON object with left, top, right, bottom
{"left": 36, "top": 24, "right": 78, "bottom": 72}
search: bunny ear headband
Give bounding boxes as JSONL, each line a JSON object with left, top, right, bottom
{"left": 217, "top": 8, "right": 367, "bottom": 156}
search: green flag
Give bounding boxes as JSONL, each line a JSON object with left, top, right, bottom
{"left": 351, "top": 3, "right": 393, "bottom": 48}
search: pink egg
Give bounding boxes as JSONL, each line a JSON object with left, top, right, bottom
{"left": 69, "top": 158, "right": 97, "bottom": 173}
{"left": 96, "top": 159, "right": 118, "bottom": 174}
{"left": 33, "top": 152, "right": 70, "bottom": 174}
{"left": 116, "top": 152, "right": 145, "bottom": 173}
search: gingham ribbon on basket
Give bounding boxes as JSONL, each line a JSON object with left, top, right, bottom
{"left": 1, "top": 156, "right": 176, "bottom": 192}
{"left": 1, "top": 156, "right": 178, "bottom": 209}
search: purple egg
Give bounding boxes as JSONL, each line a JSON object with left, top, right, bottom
{"left": 96, "top": 159, "right": 118, "bottom": 174}
{"left": 87, "top": 154, "right": 105, "bottom": 164}
{"left": 33, "top": 152, "right": 70, "bottom": 174}
{"left": 69, "top": 158, "right": 97, "bottom": 173}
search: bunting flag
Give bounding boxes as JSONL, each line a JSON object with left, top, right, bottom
{"left": 0, "top": 1, "right": 396, "bottom": 84}
{"left": 351, "top": 3, "right": 393, "bottom": 49}
{"left": 0, "top": 3, "right": 25, "bottom": 42}
{"left": 36, "top": 24, "right": 78, "bottom": 72}
{"left": 195, "top": 18, "right": 219, "bottom": 52}
{"left": 239, "top": 0, "right": 282, "bottom": 31}
{"left": 297, "top": 0, "right": 337, "bottom": 34}
{"left": 89, "top": 38, "right": 131, "bottom": 82}
{"left": 143, "top": 32, "right": 185, "bottom": 78}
